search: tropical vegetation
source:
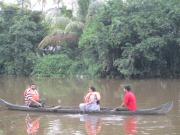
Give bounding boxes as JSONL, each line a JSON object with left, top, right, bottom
{"left": 0, "top": 0, "right": 179, "bottom": 78}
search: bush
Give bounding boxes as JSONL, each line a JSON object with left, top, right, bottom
{"left": 32, "top": 54, "right": 73, "bottom": 77}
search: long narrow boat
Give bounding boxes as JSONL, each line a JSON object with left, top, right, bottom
{"left": 0, "top": 98, "right": 173, "bottom": 115}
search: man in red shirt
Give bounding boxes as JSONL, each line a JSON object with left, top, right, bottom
{"left": 120, "top": 85, "right": 136, "bottom": 111}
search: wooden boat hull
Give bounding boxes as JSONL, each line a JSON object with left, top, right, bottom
{"left": 0, "top": 99, "right": 173, "bottom": 115}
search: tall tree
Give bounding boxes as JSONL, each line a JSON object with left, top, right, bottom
{"left": 37, "top": 0, "right": 47, "bottom": 11}
{"left": 53, "top": 0, "right": 63, "bottom": 8}
{"left": 79, "top": 0, "right": 180, "bottom": 78}
{"left": 16, "top": 0, "right": 31, "bottom": 9}
{"left": 0, "top": 4, "right": 47, "bottom": 75}
{"left": 77, "top": 0, "right": 90, "bottom": 22}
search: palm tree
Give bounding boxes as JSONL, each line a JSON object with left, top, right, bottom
{"left": 38, "top": 16, "right": 84, "bottom": 50}
{"left": 38, "top": 0, "right": 104, "bottom": 50}
{"left": 38, "top": 0, "right": 104, "bottom": 52}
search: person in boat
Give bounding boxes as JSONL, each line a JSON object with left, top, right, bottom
{"left": 79, "top": 86, "right": 101, "bottom": 111}
{"left": 24, "top": 83, "right": 43, "bottom": 107}
{"left": 118, "top": 85, "right": 136, "bottom": 111}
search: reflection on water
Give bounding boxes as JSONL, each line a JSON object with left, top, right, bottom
{"left": 137, "top": 116, "right": 173, "bottom": 135}
{"left": 0, "top": 111, "right": 176, "bottom": 135}
{"left": 46, "top": 119, "right": 62, "bottom": 135}
{"left": 79, "top": 115, "right": 138, "bottom": 135}
{"left": 0, "top": 77, "right": 179, "bottom": 135}
{"left": 80, "top": 115, "right": 102, "bottom": 135}
{"left": 25, "top": 114, "right": 40, "bottom": 135}
{"left": 79, "top": 115, "right": 137, "bottom": 135}
{"left": 123, "top": 117, "right": 137, "bottom": 135}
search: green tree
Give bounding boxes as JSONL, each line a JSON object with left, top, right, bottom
{"left": 38, "top": 5, "right": 84, "bottom": 58}
{"left": 34, "top": 4, "right": 84, "bottom": 77}
{"left": 77, "top": 0, "right": 90, "bottom": 22}
{"left": 32, "top": 54, "right": 73, "bottom": 77}
{"left": 79, "top": 0, "right": 180, "bottom": 78}
{"left": 0, "top": 3, "right": 47, "bottom": 75}
{"left": 16, "top": 0, "right": 31, "bottom": 9}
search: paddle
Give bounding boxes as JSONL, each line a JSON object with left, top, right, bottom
{"left": 110, "top": 84, "right": 125, "bottom": 111}
{"left": 111, "top": 106, "right": 121, "bottom": 111}
{"left": 110, "top": 105, "right": 127, "bottom": 111}
{"left": 112, "top": 107, "right": 129, "bottom": 111}
{"left": 46, "top": 105, "right": 62, "bottom": 109}
{"left": 35, "top": 98, "right": 62, "bottom": 109}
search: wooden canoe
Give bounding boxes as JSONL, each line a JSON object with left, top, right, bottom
{"left": 0, "top": 98, "right": 173, "bottom": 115}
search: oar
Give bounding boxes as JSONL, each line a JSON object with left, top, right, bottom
{"left": 110, "top": 106, "right": 130, "bottom": 111}
{"left": 46, "top": 105, "right": 62, "bottom": 109}
{"left": 110, "top": 106, "right": 121, "bottom": 111}
{"left": 40, "top": 98, "right": 62, "bottom": 109}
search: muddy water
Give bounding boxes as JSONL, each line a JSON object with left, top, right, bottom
{"left": 0, "top": 76, "right": 179, "bottom": 135}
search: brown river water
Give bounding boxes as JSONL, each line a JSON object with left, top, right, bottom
{"left": 0, "top": 76, "right": 179, "bottom": 135}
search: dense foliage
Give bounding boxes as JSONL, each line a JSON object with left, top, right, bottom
{"left": 79, "top": 0, "right": 180, "bottom": 78}
{"left": 0, "top": 0, "right": 179, "bottom": 78}
{"left": 0, "top": 3, "right": 47, "bottom": 75}
{"left": 32, "top": 54, "right": 73, "bottom": 77}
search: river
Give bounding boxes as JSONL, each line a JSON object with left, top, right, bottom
{"left": 0, "top": 76, "right": 179, "bottom": 135}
